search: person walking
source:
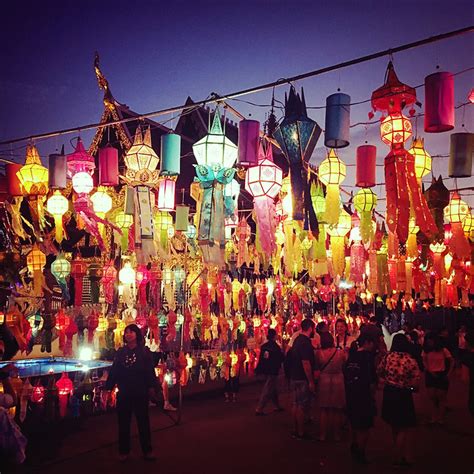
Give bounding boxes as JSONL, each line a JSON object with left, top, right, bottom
{"left": 289, "top": 318, "right": 316, "bottom": 441}
{"left": 255, "top": 329, "right": 284, "bottom": 415}
{"left": 344, "top": 334, "right": 377, "bottom": 465}
{"left": 315, "top": 332, "right": 347, "bottom": 441}
{"left": 105, "top": 324, "right": 157, "bottom": 462}
{"left": 378, "top": 333, "right": 420, "bottom": 467}
{"left": 423, "top": 333, "right": 453, "bottom": 425}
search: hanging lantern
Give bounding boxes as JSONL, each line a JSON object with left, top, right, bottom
{"left": 406, "top": 218, "right": 419, "bottom": 259}
{"left": 90, "top": 188, "right": 112, "bottom": 214}
{"left": 349, "top": 214, "right": 365, "bottom": 284}
{"left": 71, "top": 257, "right": 87, "bottom": 307}
{"left": 119, "top": 261, "right": 136, "bottom": 306}
{"left": 175, "top": 205, "right": 190, "bottom": 232}
{"left": 72, "top": 172, "right": 94, "bottom": 194}
{"left": 424, "top": 71, "right": 454, "bottom": 133}
{"left": 408, "top": 137, "right": 432, "bottom": 181}
{"left": 124, "top": 127, "right": 160, "bottom": 180}
{"left": 162, "top": 267, "right": 173, "bottom": 284}
{"left": 444, "top": 192, "right": 470, "bottom": 259}
{"left": 17, "top": 145, "right": 49, "bottom": 196}
{"left": 101, "top": 261, "right": 117, "bottom": 304}
{"left": 46, "top": 190, "right": 69, "bottom": 242}
{"left": 245, "top": 144, "right": 282, "bottom": 255}
{"left": 324, "top": 92, "right": 350, "bottom": 148}
{"left": 326, "top": 209, "right": 351, "bottom": 277}
{"left": 425, "top": 175, "right": 450, "bottom": 240}
{"left": 236, "top": 217, "right": 251, "bottom": 268}
{"left": 380, "top": 113, "right": 412, "bottom": 147}
{"left": 449, "top": 133, "right": 473, "bottom": 178}
{"left": 48, "top": 146, "right": 67, "bottom": 189}
{"left": 51, "top": 254, "right": 71, "bottom": 300}
{"left": 27, "top": 245, "right": 46, "bottom": 295}
{"left": 356, "top": 145, "right": 376, "bottom": 188}
{"left": 238, "top": 119, "right": 260, "bottom": 167}
{"left": 98, "top": 145, "right": 119, "bottom": 186}
{"left": 224, "top": 178, "right": 239, "bottom": 232}
{"left": 185, "top": 224, "right": 197, "bottom": 240}
{"left": 157, "top": 178, "right": 176, "bottom": 211}
{"left": 354, "top": 188, "right": 377, "bottom": 245}
{"left": 115, "top": 211, "right": 133, "bottom": 252}
{"left": 67, "top": 138, "right": 95, "bottom": 176}
{"left": 318, "top": 148, "right": 346, "bottom": 225}
{"left": 462, "top": 211, "right": 474, "bottom": 240}
{"left": 160, "top": 133, "right": 181, "bottom": 176}
{"left": 274, "top": 86, "right": 322, "bottom": 224}
{"left": 310, "top": 182, "right": 326, "bottom": 222}
{"left": 154, "top": 211, "right": 173, "bottom": 249}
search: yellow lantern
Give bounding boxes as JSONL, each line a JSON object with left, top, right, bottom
{"left": 443, "top": 192, "right": 470, "bottom": 259}
{"left": 115, "top": 211, "right": 133, "bottom": 252}
{"left": 354, "top": 188, "right": 377, "bottom": 244}
{"left": 462, "top": 211, "right": 474, "bottom": 240}
{"left": 408, "top": 137, "right": 431, "bottom": 181}
{"left": 154, "top": 211, "right": 173, "bottom": 249}
{"left": 16, "top": 145, "right": 48, "bottom": 196}
{"left": 46, "top": 190, "right": 69, "bottom": 242}
{"left": 27, "top": 244, "right": 46, "bottom": 295}
{"left": 318, "top": 149, "right": 346, "bottom": 225}
{"left": 326, "top": 209, "right": 351, "bottom": 276}
{"left": 406, "top": 217, "right": 420, "bottom": 259}
{"left": 91, "top": 188, "right": 112, "bottom": 214}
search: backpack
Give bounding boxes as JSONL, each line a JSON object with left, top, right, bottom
{"left": 283, "top": 347, "right": 294, "bottom": 380}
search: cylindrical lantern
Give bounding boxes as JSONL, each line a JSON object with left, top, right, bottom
{"left": 175, "top": 205, "right": 189, "bottom": 232}
{"left": 48, "top": 150, "right": 67, "bottom": 189}
{"left": 98, "top": 146, "right": 119, "bottom": 186}
{"left": 157, "top": 178, "right": 176, "bottom": 211}
{"left": 356, "top": 145, "right": 376, "bottom": 187}
{"left": 238, "top": 120, "right": 260, "bottom": 167}
{"left": 324, "top": 93, "right": 350, "bottom": 148}
{"left": 6, "top": 163, "right": 23, "bottom": 196}
{"left": 424, "top": 71, "right": 454, "bottom": 133}
{"left": 160, "top": 133, "right": 181, "bottom": 176}
{"left": 449, "top": 133, "right": 473, "bottom": 178}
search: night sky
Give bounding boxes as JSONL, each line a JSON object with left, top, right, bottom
{"left": 1, "top": 0, "right": 473, "bottom": 209}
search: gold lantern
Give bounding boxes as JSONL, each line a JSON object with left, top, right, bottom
{"left": 27, "top": 244, "right": 46, "bottom": 294}
{"left": 408, "top": 137, "right": 432, "bottom": 181}
{"left": 326, "top": 209, "right": 351, "bottom": 276}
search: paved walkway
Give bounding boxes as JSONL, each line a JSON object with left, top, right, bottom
{"left": 12, "top": 370, "right": 474, "bottom": 474}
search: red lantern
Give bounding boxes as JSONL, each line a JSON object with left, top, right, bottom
{"left": 71, "top": 258, "right": 88, "bottom": 307}
{"left": 98, "top": 146, "right": 119, "bottom": 186}
{"left": 56, "top": 372, "right": 74, "bottom": 417}
{"left": 157, "top": 178, "right": 176, "bottom": 211}
{"left": 55, "top": 310, "right": 70, "bottom": 351}
{"left": 356, "top": 145, "right": 376, "bottom": 188}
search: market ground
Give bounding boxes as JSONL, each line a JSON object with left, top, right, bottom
{"left": 12, "top": 371, "right": 474, "bottom": 474}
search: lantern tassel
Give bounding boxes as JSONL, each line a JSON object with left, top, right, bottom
{"left": 330, "top": 235, "right": 345, "bottom": 276}
{"left": 324, "top": 184, "right": 341, "bottom": 226}
{"left": 254, "top": 197, "right": 277, "bottom": 255}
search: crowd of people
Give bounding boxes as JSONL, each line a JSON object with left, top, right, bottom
{"left": 253, "top": 315, "right": 474, "bottom": 467}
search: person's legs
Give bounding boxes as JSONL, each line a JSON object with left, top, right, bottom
{"left": 268, "top": 375, "right": 281, "bottom": 409}
{"left": 334, "top": 409, "right": 344, "bottom": 441}
{"left": 319, "top": 408, "right": 328, "bottom": 441}
{"left": 117, "top": 395, "right": 133, "bottom": 456}
{"left": 426, "top": 387, "right": 437, "bottom": 422}
{"left": 256, "top": 376, "right": 272, "bottom": 412}
{"left": 295, "top": 405, "right": 305, "bottom": 437}
{"left": 394, "top": 428, "right": 406, "bottom": 462}
{"left": 437, "top": 388, "right": 448, "bottom": 423}
{"left": 133, "top": 396, "right": 153, "bottom": 455}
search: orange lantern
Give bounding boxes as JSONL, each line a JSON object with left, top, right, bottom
{"left": 444, "top": 192, "right": 470, "bottom": 259}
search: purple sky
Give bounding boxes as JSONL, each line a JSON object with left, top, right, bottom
{"left": 1, "top": 0, "right": 473, "bottom": 209}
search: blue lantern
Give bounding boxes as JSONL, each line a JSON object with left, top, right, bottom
{"left": 324, "top": 93, "right": 351, "bottom": 148}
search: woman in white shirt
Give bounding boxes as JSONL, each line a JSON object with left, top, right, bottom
{"left": 334, "top": 319, "right": 355, "bottom": 352}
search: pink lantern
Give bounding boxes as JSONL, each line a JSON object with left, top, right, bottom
{"left": 56, "top": 372, "right": 73, "bottom": 418}
{"left": 238, "top": 120, "right": 260, "bottom": 167}
{"left": 98, "top": 146, "right": 119, "bottom": 186}
{"left": 245, "top": 143, "right": 282, "bottom": 254}
{"left": 67, "top": 138, "right": 95, "bottom": 176}
{"left": 424, "top": 72, "right": 454, "bottom": 133}
{"left": 157, "top": 178, "right": 176, "bottom": 211}
{"left": 136, "top": 264, "right": 150, "bottom": 306}
{"left": 356, "top": 145, "right": 376, "bottom": 188}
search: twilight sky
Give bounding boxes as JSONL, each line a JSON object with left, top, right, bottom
{"left": 0, "top": 0, "right": 473, "bottom": 208}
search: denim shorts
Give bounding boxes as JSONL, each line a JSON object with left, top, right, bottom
{"left": 291, "top": 380, "right": 311, "bottom": 408}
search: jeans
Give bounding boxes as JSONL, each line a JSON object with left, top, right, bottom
{"left": 117, "top": 394, "right": 152, "bottom": 455}
{"left": 257, "top": 375, "right": 280, "bottom": 410}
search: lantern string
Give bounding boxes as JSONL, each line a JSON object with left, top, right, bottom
{"left": 0, "top": 26, "right": 472, "bottom": 146}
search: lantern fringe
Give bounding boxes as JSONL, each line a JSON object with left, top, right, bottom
{"left": 330, "top": 236, "right": 345, "bottom": 276}
{"left": 324, "top": 184, "right": 341, "bottom": 226}
{"left": 359, "top": 211, "right": 373, "bottom": 244}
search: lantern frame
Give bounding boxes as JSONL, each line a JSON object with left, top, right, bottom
{"left": 245, "top": 158, "right": 283, "bottom": 199}
{"left": 380, "top": 113, "right": 412, "bottom": 147}
{"left": 318, "top": 149, "right": 346, "bottom": 185}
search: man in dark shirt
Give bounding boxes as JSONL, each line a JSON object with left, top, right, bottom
{"left": 289, "top": 318, "right": 316, "bottom": 440}
{"left": 255, "top": 329, "right": 284, "bottom": 415}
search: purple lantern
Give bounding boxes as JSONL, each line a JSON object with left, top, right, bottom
{"left": 98, "top": 146, "right": 119, "bottom": 186}
{"left": 424, "top": 72, "right": 454, "bottom": 133}
{"left": 238, "top": 120, "right": 260, "bottom": 167}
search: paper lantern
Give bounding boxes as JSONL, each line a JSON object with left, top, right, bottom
{"left": 354, "top": 189, "right": 377, "bottom": 245}
{"left": 27, "top": 245, "right": 46, "bottom": 272}
{"left": 51, "top": 254, "right": 71, "bottom": 280}
{"left": 157, "top": 178, "right": 176, "bottom": 211}
{"left": 90, "top": 189, "right": 112, "bottom": 214}
{"left": 274, "top": 86, "right": 322, "bottom": 223}
{"left": 6, "top": 163, "right": 23, "bottom": 196}
{"left": 462, "top": 211, "right": 474, "bottom": 239}
{"left": 71, "top": 258, "right": 87, "bottom": 306}
{"left": 356, "top": 145, "right": 376, "bottom": 188}
{"left": 424, "top": 71, "right": 454, "bottom": 133}
{"left": 175, "top": 205, "right": 190, "bottom": 232}
{"left": 56, "top": 372, "right": 73, "bottom": 418}
{"left": 185, "top": 224, "right": 197, "bottom": 240}
{"left": 408, "top": 137, "right": 432, "bottom": 180}
{"left": 193, "top": 110, "right": 238, "bottom": 169}
{"left": 326, "top": 209, "right": 351, "bottom": 276}
{"left": 449, "top": 133, "right": 473, "bottom": 178}
{"left": 46, "top": 190, "right": 69, "bottom": 242}
{"left": 67, "top": 138, "right": 95, "bottom": 176}
{"left": 160, "top": 133, "right": 181, "bottom": 176}
{"left": 119, "top": 262, "right": 136, "bottom": 285}
{"left": 310, "top": 182, "right": 326, "bottom": 221}
{"left": 318, "top": 149, "right": 346, "bottom": 225}
{"left": 98, "top": 146, "right": 119, "bottom": 186}
{"left": 48, "top": 147, "right": 67, "bottom": 189}
{"left": 324, "top": 93, "right": 350, "bottom": 148}
{"left": 238, "top": 119, "right": 260, "bottom": 167}
{"left": 125, "top": 127, "right": 159, "bottom": 174}
{"left": 101, "top": 261, "right": 117, "bottom": 304}
{"left": 154, "top": 211, "right": 173, "bottom": 249}
{"left": 17, "top": 145, "right": 48, "bottom": 196}
{"left": 72, "top": 172, "right": 93, "bottom": 194}
{"left": 425, "top": 175, "right": 450, "bottom": 240}
{"left": 444, "top": 192, "right": 470, "bottom": 259}
{"left": 380, "top": 113, "right": 412, "bottom": 147}
{"left": 115, "top": 211, "right": 133, "bottom": 251}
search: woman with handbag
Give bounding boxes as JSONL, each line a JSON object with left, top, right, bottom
{"left": 315, "top": 332, "right": 347, "bottom": 441}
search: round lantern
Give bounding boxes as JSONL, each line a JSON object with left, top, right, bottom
{"left": 318, "top": 149, "right": 346, "bottom": 225}
{"left": 49, "top": 148, "right": 67, "bottom": 189}
{"left": 119, "top": 262, "right": 136, "bottom": 285}
{"left": 408, "top": 137, "right": 432, "bottom": 180}
{"left": 380, "top": 113, "right": 412, "bottom": 147}
{"left": 444, "top": 192, "right": 469, "bottom": 223}
{"left": 160, "top": 133, "right": 181, "bottom": 176}
{"left": 27, "top": 245, "right": 46, "bottom": 272}
{"left": 462, "top": 211, "right": 474, "bottom": 239}
{"left": 51, "top": 255, "right": 71, "bottom": 280}
{"left": 185, "top": 224, "right": 197, "bottom": 240}
{"left": 6, "top": 163, "right": 23, "bottom": 196}
{"left": 238, "top": 119, "right": 260, "bottom": 167}
{"left": 424, "top": 71, "right": 454, "bottom": 133}
{"left": 157, "top": 178, "right": 176, "bottom": 211}
{"left": 46, "top": 190, "right": 69, "bottom": 243}
{"left": 324, "top": 93, "right": 351, "bottom": 148}
{"left": 72, "top": 172, "right": 94, "bottom": 194}
{"left": 245, "top": 158, "right": 283, "bottom": 198}
{"left": 449, "top": 133, "right": 473, "bottom": 178}
{"left": 17, "top": 145, "right": 49, "bottom": 196}
{"left": 98, "top": 146, "right": 119, "bottom": 186}
{"left": 356, "top": 145, "right": 376, "bottom": 188}
{"left": 444, "top": 192, "right": 470, "bottom": 259}
{"left": 90, "top": 189, "right": 112, "bottom": 214}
